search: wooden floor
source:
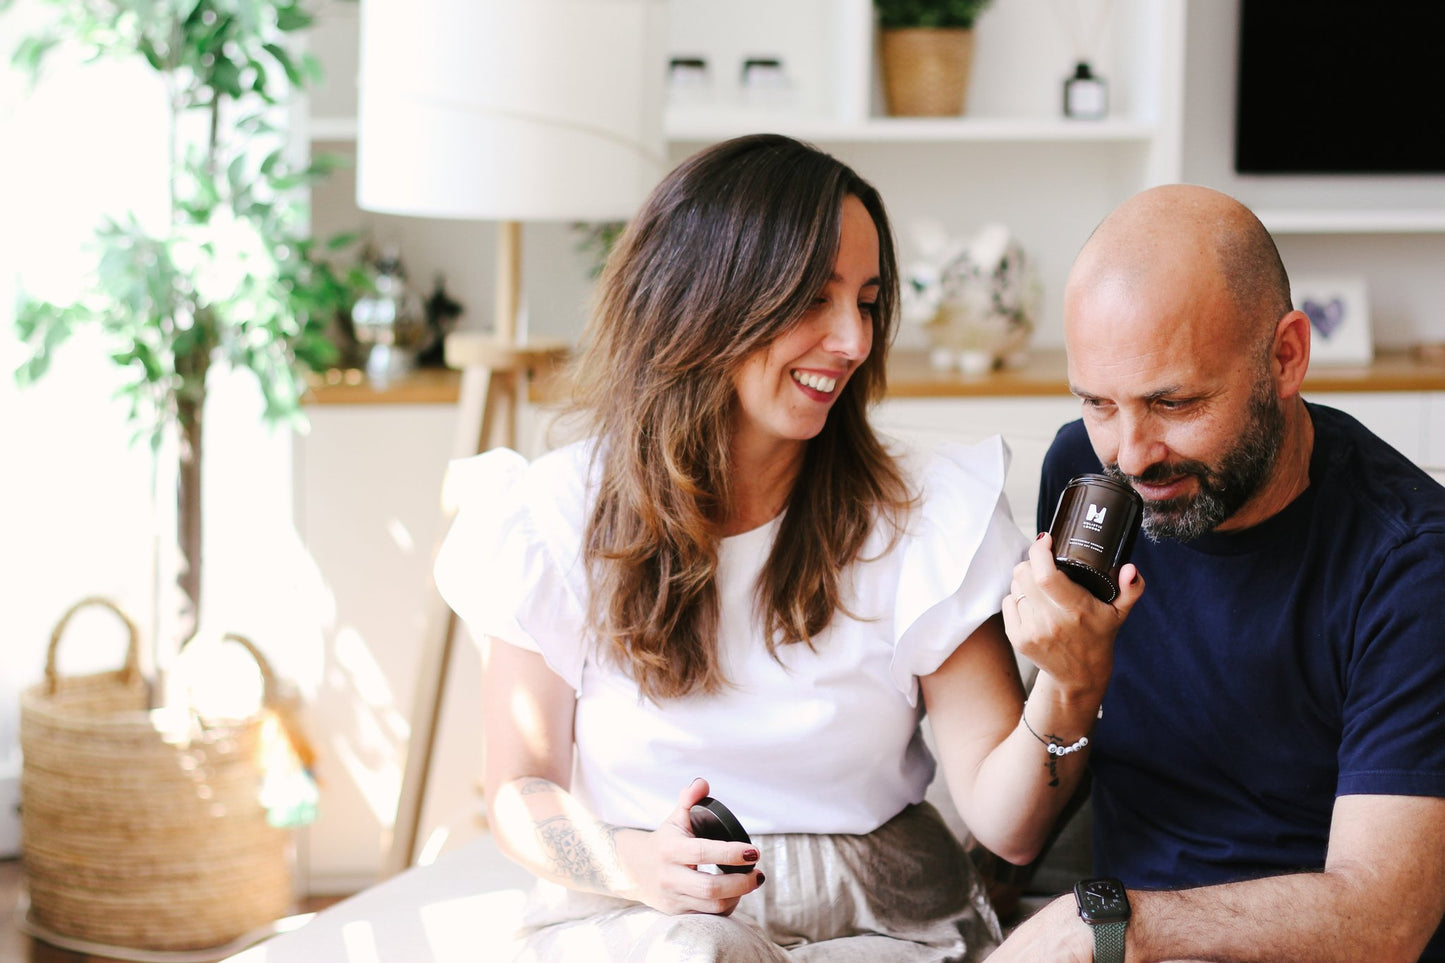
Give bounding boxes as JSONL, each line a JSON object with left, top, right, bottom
{"left": 0, "top": 859, "right": 347, "bottom": 963}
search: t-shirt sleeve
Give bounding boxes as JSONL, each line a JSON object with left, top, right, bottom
{"left": 432, "top": 447, "right": 590, "bottom": 691}
{"left": 1336, "top": 528, "right": 1445, "bottom": 798}
{"left": 890, "top": 436, "right": 1032, "bottom": 702}
{"left": 1037, "top": 419, "right": 1100, "bottom": 536}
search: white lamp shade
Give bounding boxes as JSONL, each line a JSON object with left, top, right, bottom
{"left": 356, "top": 0, "right": 669, "bottom": 222}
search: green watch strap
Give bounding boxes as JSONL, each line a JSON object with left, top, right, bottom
{"left": 1092, "top": 919, "right": 1126, "bottom": 963}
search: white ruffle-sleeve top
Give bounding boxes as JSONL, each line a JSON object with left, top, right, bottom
{"left": 434, "top": 436, "right": 1028, "bottom": 835}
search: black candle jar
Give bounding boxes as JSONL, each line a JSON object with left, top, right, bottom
{"left": 1047, "top": 473, "right": 1143, "bottom": 602}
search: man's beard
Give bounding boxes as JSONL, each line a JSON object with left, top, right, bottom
{"left": 1104, "top": 380, "right": 1286, "bottom": 542}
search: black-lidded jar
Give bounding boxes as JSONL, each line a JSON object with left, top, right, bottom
{"left": 1047, "top": 474, "right": 1143, "bottom": 602}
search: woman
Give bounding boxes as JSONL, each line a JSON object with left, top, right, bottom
{"left": 435, "top": 134, "right": 1139, "bottom": 961}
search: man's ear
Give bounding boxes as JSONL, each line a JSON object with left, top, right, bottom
{"left": 1271, "top": 309, "right": 1311, "bottom": 399}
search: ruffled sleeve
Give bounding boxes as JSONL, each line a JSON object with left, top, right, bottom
{"left": 889, "top": 436, "right": 1030, "bottom": 703}
{"left": 433, "top": 445, "right": 592, "bottom": 691}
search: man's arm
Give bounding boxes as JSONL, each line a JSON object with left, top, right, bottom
{"left": 991, "top": 793, "right": 1445, "bottom": 962}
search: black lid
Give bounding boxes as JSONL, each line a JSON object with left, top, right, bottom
{"left": 690, "top": 796, "right": 751, "bottom": 843}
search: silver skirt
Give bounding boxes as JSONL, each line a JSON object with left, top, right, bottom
{"left": 510, "top": 801, "right": 1002, "bottom": 962}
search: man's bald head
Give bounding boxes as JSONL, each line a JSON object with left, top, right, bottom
{"left": 1062, "top": 185, "right": 1315, "bottom": 540}
{"left": 1068, "top": 184, "right": 1293, "bottom": 355}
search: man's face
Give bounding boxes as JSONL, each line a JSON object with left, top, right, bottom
{"left": 1101, "top": 374, "right": 1284, "bottom": 540}
{"left": 1065, "top": 272, "right": 1285, "bottom": 541}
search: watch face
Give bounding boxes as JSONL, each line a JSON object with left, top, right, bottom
{"left": 1074, "top": 878, "right": 1131, "bottom": 924}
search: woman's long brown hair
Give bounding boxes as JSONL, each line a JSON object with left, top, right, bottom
{"left": 569, "top": 134, "right": 913, "bottom": 701}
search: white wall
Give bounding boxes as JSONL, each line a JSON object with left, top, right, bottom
{"left": 0, "top": 13, "right": 171, "bottom": 857}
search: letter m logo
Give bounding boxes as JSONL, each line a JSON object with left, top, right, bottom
{"left": 1086, "top": 503, "right": 1108, "bottom": 524}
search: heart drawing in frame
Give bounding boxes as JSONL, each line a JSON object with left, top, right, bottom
{"left": 1292, "top": 275, "right": 1371, "bottom": 365}
{"left": 1303, "top": 297, "right": 1346, "bottom": 340}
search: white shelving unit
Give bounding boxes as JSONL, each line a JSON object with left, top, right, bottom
{"left": 1175, "top": 2, "right": 1445, "bottom": 350}
{"left": 1258, "top": 209, "right": 1445, "bottom": 236}
{"left": 303, "top": 0, "right": 1188, "bottom": 348}
{"left": 665, "top": 115, "right": 1159, "bottom": 144}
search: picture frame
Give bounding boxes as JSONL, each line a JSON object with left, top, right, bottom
{"left": 1292, "top": 274, "right": 1373, "bottom": 366}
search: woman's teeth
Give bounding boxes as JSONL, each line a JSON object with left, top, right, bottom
{"left": 792, "top": 371, "right": 837, "bottom": 393}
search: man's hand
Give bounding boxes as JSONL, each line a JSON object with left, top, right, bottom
{"left": 987, "top": 891, "right": 1094, "bottom": 963}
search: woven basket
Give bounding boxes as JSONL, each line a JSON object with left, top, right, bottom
{"left": 19, "top": 597, "right": 295, "bottom": 953}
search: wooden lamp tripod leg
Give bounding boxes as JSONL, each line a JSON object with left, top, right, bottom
{"left": 384, "top": 222, "right": 566, "bottom": 878}
{"left": 382, "top": 363, "right": 505, "bottom": 880}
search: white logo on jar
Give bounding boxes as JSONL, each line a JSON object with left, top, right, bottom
{"left": 1086, "top": 504, "right": 1108, "bottom": 524}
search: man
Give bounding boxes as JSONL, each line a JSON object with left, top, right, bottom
{"left": 992, "top": 185, "right": 1445, "bottom": 961}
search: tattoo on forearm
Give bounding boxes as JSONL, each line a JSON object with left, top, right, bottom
{"left": 517, "top": 777, "right": 556, "bottom": 796}
{"left": 1038, "top": 729, "right": 1070, "bottom": 788}
{"left": 535, "top": 815, "right": 621, "bottom": 891}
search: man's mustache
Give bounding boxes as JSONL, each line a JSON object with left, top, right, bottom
{"left": 1109, "top": 459, "right": 1212, "bottom": 492}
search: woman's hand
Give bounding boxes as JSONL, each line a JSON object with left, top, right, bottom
{"left": 1001, "top": 533, "right": 1144, "bottom": 703}
{"left": 615, "top": 777, "right": 765, "bottom": 916}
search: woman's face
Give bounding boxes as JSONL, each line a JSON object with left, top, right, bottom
{"left": 730, "top": 194, "right": 880, "bottom": 458}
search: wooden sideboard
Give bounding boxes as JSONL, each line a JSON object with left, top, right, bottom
{"left": 305, "top": 347, "right": 1445, "bottom": 406}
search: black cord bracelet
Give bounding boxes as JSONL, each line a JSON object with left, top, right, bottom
{"left": 1021, "top": 708, "right": 1090, "bottom": 756}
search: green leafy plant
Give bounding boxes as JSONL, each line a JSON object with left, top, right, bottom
{"left": 5, "top": 0, "right": 357, "bottom": 652}
{"left": 572, "top": 220, "right": 626, "bottom": 279}
{"left": 875, "top": 0, "right": 994, "bottom": 29}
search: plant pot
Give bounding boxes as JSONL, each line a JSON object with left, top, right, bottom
{"left": 880, "top": 27, "right": 976, "bottom": 117}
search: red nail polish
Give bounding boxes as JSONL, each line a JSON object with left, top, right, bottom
{"left": 743, "top": 848, "right": 759, "bottom": 862}
{"left": 756, "top": 871, "right": 766, "bottom": 885}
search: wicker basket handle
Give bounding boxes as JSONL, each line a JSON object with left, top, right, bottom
{"left": 215, "top": 632, "right": 317, "bottom": 773}
{"left": 45, "top": 596, "right": 142, "bottom": 696}
{"left": 217, "top": 632, "right": 281, "bottom": 709}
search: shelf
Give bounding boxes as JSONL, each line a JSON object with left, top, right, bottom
{"left": 304, "top": 356, "right": 570, "bottom": 406}
{"left": 1257, "top": 209, "right": 1445, "bottom": 235}
{"left": 304, "top": 366, "right": 461, "bottom": 405}
{"left": 307, "top": 113, "right": 1155, "bottom": 149}
{"left": 304, "top": 347, "right": 1445, "bottom": 406}
{"left": 663, "top": 114, "right": 1157, "bottom": 145}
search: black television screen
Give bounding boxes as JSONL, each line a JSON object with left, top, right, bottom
{"left": 1234, "top": 1, "right": 1445, "bottom": 175}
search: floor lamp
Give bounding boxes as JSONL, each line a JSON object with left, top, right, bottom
{"left": 354, "top": 0, "right": 668, "bottom": 878}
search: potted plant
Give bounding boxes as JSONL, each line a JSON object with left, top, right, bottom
{"left": 875, "top": 0, "right": 994, "bottom": 116}
{"left": 2, "top": 0, "right": 358, "bottom": 952}
{"left": 5, "top": 0, "right": 357, "bottom": 661}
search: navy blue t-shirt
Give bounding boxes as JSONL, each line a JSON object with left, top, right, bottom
{"left": 1038, "top": 403, "right": 1445, "bottom": 960}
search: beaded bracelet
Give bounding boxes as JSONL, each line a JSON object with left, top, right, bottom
{"left": 1021, "top": 710, "right": 1090, "bottom": 756}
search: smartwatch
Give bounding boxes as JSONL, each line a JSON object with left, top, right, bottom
{"left": 1074, "top": 877, "right": 1130, "bottom": 963}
